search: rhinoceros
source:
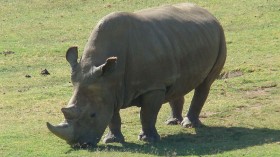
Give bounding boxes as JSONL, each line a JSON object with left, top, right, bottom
{"left": 47, "top": 3, "right": 226, "bottom": 146}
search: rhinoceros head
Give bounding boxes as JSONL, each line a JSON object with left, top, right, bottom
{"left": 47, "top": 47, "right": 117, "bottom": 146}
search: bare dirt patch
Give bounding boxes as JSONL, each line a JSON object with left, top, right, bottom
{"left": 260, "top": 83, "right": 277, "bottom": 89}
{"left": 234, "top": 103, "right": 263, "bottom": 112}
{"left": 250, "top": 103, "right": 263, "bottom": 111}
{"left": 199, "top": 111, "right": 218, "bottom": 118}
{"left": 245, "top": 83, "right": 277, "bottom": 99}
{"left": 218, "top": 70, "right": 243, "bottom": 79}
{"left": 246, "top": 89, "right": 268, "bottom": 99}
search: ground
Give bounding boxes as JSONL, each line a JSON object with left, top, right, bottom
{"left": 0, "top": 0, "right": 279, "bottom": 156}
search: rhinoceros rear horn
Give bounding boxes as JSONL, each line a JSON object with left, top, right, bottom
{"left": 66, "top": 46, "right": 78, "bottom": 71}
{"left": 61, "top": 106, "right": 80, "bottom": 120}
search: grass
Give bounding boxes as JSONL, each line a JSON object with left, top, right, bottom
{"left": 0, "top": 0, "right": 279, "bottom": 156}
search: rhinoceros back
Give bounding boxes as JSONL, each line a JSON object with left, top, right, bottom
{"left": 121, "top": 4, "right": 224, "bottom": 105}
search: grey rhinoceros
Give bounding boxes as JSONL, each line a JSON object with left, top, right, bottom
{"left": 47, "top": 3, "right": 226, "bottom": 146}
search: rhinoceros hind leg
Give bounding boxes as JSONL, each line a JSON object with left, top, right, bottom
{"left": 181, "top": 117, "right": 204, "bottom": 128}
{"left": 103, "top": 112, "right": 125, "bottom": 143}
{"left": 182, "top": 82, "right": 210, "bottom": 128}
{"left": 139, "top": 90, "right": 165, "bottom": 142}
{"left": 166, "top": 96, "right": 184, "bottom": 125}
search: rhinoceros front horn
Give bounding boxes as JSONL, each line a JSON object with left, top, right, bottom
{"left": 46, "top": 122, "right": 74, "bottom": 142}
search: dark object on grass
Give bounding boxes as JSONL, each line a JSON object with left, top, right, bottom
{"left": 1, "top": 51, "right": 15, "bottom": 56}
{"left": 25, "top": 74, "right": 31, "bottom": 78}
{"left": 41, "top": 69, "right": 50, "bottom": 75}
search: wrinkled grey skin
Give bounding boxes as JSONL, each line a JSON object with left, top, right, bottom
{"left": 47, "top": 3, "right": 226, "bottom": 146}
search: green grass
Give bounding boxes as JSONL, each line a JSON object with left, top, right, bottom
{"left": 0, "top": 0, "right": 279, "bottom": 156}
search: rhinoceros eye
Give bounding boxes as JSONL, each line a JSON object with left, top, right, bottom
{"left": 90, "top": 113, "right": 96, "bottom": 118}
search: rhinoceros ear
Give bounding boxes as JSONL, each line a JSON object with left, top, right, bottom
{"left": 100, "top": 57, "right": 117, "bottom": 75}
{"left": 66, "top": 46, "right": 78, "bottom": 71}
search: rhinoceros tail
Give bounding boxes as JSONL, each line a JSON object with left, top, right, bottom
{"left": 203, "top": 25, "right": 227, "bottom": 86}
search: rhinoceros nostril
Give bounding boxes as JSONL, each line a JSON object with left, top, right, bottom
{"left": 90, "top": 113, "right": 96, "bottom": 118}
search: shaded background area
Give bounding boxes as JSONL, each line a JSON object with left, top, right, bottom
{"left": 85, "top": 127, "right": 280, "bottom": 156}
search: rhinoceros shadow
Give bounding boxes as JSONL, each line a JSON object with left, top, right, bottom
{"left": 71, "top": 126, "right": 280, "bottom": 156}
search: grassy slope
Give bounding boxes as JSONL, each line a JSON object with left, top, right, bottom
{"left": 0, "top": 0, "right": 279, "bottom": 156}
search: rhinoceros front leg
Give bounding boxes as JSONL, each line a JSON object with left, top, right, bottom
{"left": 181, "top": 83, "right": 210, "bottom": 128}
{"left": 103, "top": 111, "right": 125, "bottom": 143}
{"left": 166, "top": 96, "right": 184, "bottom": 125}
{"left": 138, "top": 90, "right": 165, "bottom": 142}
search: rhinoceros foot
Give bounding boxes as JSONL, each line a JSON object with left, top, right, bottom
{"left": 165, "top": 117, "right": 183, "bottom": 125}
{"left": 181, "top": 117, "right": 204, "bottom": 128}
{"left": 138, "top": 132, "right": 160, "bottom": 142}
{"left": 103, "top": 132, "right": 125, "bottom": 144}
